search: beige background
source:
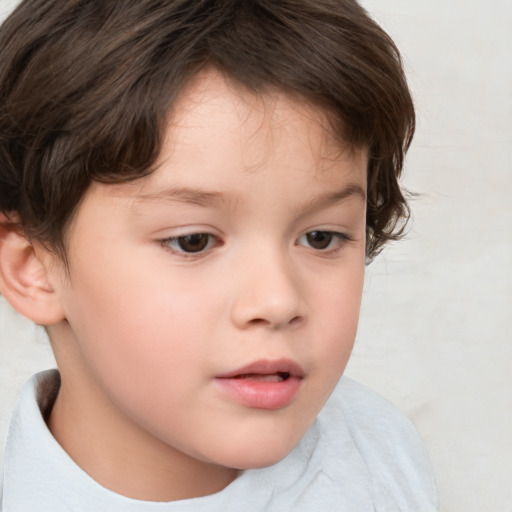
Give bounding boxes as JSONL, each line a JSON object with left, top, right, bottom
{"left": 1, "top": 0, "right": 511, "bottom": 510}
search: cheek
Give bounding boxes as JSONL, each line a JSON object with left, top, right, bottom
{"left": 307, "top": 262, "right": 364, "bottom": 385}
{"left": 61, "top": 254, "right": 223, "bottom": 401}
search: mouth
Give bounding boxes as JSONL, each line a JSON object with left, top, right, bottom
{"left": 231, "top": 372, "right": 291, "bottom": 382}
{"left": 214, "top": 359, "right": 304, "bottom": 410}
{"left": 216, "top": 359, "right": 305, "bottom": 381}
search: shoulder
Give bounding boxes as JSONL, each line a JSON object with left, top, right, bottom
{"left": 317, "top": 377, "right": 439, "bottom": 512}
{"left": 330, "top": 376, "right": 426, "bottom": 444}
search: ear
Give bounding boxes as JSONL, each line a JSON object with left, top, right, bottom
{"left": 0, "top": 214, "right": 65, "bottom": 325}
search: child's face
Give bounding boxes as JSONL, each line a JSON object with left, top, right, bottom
{"left": 48, "top": 70, "right": 367, "bottom": 480}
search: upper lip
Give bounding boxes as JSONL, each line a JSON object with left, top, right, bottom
{"left": 215, "top": 359, "right": 305, "bottom": 379}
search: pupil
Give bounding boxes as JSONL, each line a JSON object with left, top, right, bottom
{"left": 178, "top": 234, "right": 209, "bottom": 253}
{"left": 307, "top": 231, "right": 332, "bottom": 250}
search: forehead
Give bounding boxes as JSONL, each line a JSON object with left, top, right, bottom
{"left": 90, "top": 69, "right": 367, "bottom": 222}
{"left": 128, "top": 69, "right": 366, "bottom": 194}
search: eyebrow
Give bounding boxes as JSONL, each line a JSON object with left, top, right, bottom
{"left": 132, "top": 183, "right": 366, "bottom": 212}
{"left": 132, "top": 187, "right": 242, "bottom": 210}
{"left": 302, "top": 184, "right": 366, "bottom": 213}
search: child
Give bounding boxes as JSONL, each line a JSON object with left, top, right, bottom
{"left": 0, "top": 0, "right": 438, "bottom": 510}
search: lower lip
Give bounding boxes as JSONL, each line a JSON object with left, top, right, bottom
{"left": 214, "top": 376, "right": 302, "bottom": 410}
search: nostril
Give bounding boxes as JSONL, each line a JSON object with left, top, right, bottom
{"left": 289, "top": 316, "right": 302, "bottom": 327}
{"left": 246, "top": 315, "right": 302, "bottom": 328}
{"left": 248, "top": 318, "right": 267, "bottom": 326}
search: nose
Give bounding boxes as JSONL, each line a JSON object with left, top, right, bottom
{"left": 230, "top": 249, "right": 305, "bottom": 330}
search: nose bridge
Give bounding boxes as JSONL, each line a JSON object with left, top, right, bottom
{"left": 230, "top": 242, "right": 305, "bottom": 330}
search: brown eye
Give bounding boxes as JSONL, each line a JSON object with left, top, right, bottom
{"left": 305, "top": 231, "right": 333, "bottom": 250}
{"left": 161, "top": 232, "right": 222, "bottom": 257}
{"left": 176, "top": 234, "right": 211, "bottom": 253}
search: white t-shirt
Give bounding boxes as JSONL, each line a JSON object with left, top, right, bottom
{"left": 1, "top": 370, "right": 438, "bottom": 511}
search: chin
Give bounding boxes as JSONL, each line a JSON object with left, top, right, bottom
{"left": 213, "top": 436, "right": 300, "bottom": 471}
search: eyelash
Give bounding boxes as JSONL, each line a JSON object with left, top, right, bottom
{"left": 159, "top": 233, "right": 222, "bottom": 259}
{"left": 296, "top": 231, "right": 352, "bottom": 254}
{"left": 158, "top": 230, "right": 352, "bottom": 259}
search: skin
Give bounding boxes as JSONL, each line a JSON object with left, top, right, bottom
{"left": 42, "top": 69, "right": 368, "bottom": 501}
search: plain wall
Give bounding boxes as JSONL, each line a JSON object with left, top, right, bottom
{"left": 1, "top": 0, "right": 511, "bottom": 510}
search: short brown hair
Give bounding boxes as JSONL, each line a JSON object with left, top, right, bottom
{"left": 0, "top": 0, "right": 414, "bottom": 262}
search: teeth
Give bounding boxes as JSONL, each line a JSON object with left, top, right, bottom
{"left": 252, "top": 375, "right": 282, "bottom": 382}
{"left": 236, "top": 373, "right": 289, "bottom": 382}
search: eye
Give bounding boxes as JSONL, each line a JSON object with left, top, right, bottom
{"left": 161, "top": 233, "right": 218, "bottom": 254}
{"left": 297, "top": 230, "right": 349, "bottom": 251}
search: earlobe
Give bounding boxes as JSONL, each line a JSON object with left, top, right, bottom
{"left": 0, "top": 215, "right": 65, "bottom": 325}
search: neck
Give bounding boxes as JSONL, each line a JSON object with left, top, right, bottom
{"left": 47, "top": 369, "right": 238, "bottom": 502}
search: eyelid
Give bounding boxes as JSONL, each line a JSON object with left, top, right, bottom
{"left": 295, "top": 230, "right": 353, "bottom": 254}
{"left": 156, "top": 226, "right": 356, "bottom": 260}
{"left": 158, "top": 231, "right": 223, "bottom": 259}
